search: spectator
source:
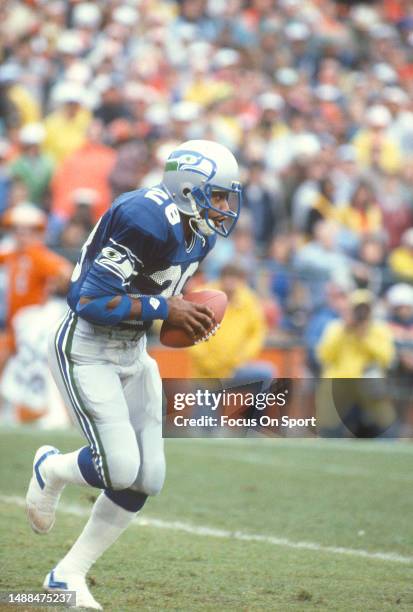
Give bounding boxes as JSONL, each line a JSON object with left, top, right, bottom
{"left": 337, "top": 180, "right": 383, "bottom": 239}
{"left": 388, "top": 227, "right": 413, "bottom": 283}
{"left": 351, "top": 233, "right": 389, "bottom": 295}
{"left": 10, "top": 123, "right": 54, "bottom": 209}
{"left": 0, "top": 203, "right": 72, "bottom": 374}
{"left": 203, "top": 214, "right": 259, "bottom": 283}
{"left": 0, "top": 65, "right": 21, "bottom": 133}
{"left": 293, "top": 220, "right": 352, "bottom": 309}
{"left": 352, "top": 104, "right": 402, "bottom": 174}
{"left": 387, "top": 283, "right": 413, "bottom": 375}
{"left": 188, "top": 264, "right": 274, "bottom": 382}
{"left": 243, "top": 160, "right": 285, "bottom": 250}
{"left": 305, "top": 177, "right": 336, "bottom": 236}
{"left": 305, "top": 281, "right": 350, "bottom": 375}
{"left": 2, "top": 63, "right": 40, "bottom": 126}
{"left": 43, "top": 82, "right": 91, "bottom": 165}
{"left": 50, "top": 120, "right": 116, "bottom": 222}
{"left": 375, "top": 171, "right": 413, "bottom": 249}
{"left": 316, "top": 289, "right": 397, "bottom": 436}
{"left": 386, "top": 283, "right": 413, "bottom": 433}
{"left": 94, "top": 78, "right": 134, "bottom": 126}
{"left": 317, "top": 289, "right": 395, "bottom": 378}
{"left": 108, "top": 120, "right": 149, "bottom": 199}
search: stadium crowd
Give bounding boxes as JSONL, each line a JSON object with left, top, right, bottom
{"left": 0, "top": 0, "right": 412, "bottom": 432}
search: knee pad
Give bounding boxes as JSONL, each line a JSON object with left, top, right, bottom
{"left": 107, "top": 451, "right": 139, "bottom": 491}
{"left": 138, "top": 458, "right": 166, "bottom": 496}
{"left": 104, "top": 488, "right": 148, "bottom": 513}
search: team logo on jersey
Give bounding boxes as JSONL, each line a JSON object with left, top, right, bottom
{"left": 165, "top": 150, "right": 216, "bottom": 180}
{"left": 95, "top": 239, "right": 141, "bottom": 285}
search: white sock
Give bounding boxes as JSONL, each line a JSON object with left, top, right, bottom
{"left": 45, "top": 450, "right": 88, "bottom": 488}
{"left": 55, "top": 493, "right": 136, "bottom": 577}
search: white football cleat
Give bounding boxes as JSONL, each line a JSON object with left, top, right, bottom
{"left": 43, "top": 569, "right": 102, "bottom": 610}
{"left": 26, "top": 445, "right": 63, "bottom": 534}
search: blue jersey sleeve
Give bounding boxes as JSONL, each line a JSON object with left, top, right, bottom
{"left": 73, "top": 193, "right": 178, "bottom": 301}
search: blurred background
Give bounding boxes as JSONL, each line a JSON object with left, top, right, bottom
{"left": 0, "top": 0, "right": 412, "bottom": 436}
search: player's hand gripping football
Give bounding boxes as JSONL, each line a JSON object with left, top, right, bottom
{"left": 167, "top": 295, "right": 215, "bottom": 340}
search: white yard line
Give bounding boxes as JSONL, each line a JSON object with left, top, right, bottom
{"left": 2, "top": 494, "right": 412, "bottom": 566}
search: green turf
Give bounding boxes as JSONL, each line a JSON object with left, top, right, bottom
{"left": 0, "top": 429, "right": 412, "bottom": 611}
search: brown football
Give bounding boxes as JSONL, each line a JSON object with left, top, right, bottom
{"left": 160, "top": 290, "right": 228, "bottom": 348}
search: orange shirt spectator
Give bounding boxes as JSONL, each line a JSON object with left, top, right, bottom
{"left": 0, "top": 203, "right": 72, "bottom": 325}
{"left": 51, "top": 123, "right": 116, "bottom": 222}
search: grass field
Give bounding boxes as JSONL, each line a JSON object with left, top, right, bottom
{"left": 0, "top": 428, "right": 412, "bottom": 611}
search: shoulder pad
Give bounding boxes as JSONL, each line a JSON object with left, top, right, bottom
{"left": 115, "top": 187, "right": 180, "bottom": 243}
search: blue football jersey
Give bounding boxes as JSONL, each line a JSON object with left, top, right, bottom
{"left": 67, "top": 186, "right": 216, "bottom": 331}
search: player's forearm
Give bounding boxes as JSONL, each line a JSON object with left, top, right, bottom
{"left": 103, "top": 295, "right": 142, "bottom": 319}
{"left": 76, "top": 294, "right": 169, "bottom": 325}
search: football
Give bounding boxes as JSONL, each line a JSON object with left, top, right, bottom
{"left": 160, "top": 290, "right": 228, "bottom": 348}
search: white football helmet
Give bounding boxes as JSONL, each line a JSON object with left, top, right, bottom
{"left": 161, "top": 139, "right": 242, "bottom": 237}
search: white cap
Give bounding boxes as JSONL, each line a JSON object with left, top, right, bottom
{"left": 350, "top": 5, "right": 380, "bottom": 29}
{"left": 285, "top": 21, "right": 311, "bottom": 40}
{"left": 7, "top": 203, "right": 47, "bottom": 228}
{"left": 294, "top": 133, "right": 321, "bottom": 157}
{"left": 56, "top": 30, "right": 84, "bottom": 55}
{"left": 19, "top": 123, "right": 45, "bottom": 145}
{"left": 314, "top": 84, "right": 341, "bottom": 102}
{"left": 73, "top": 3, "right": 101, "bottom": 28}
{"left": 207, "top": 0, "right": 227, "bottom": 16}
{"left": 212, "top": 48, "right": 240, "bottom": 69}
{"left": 113, "top": 5, "right": 139, "bottom": 26}
{"left": 72, "top": 188, "right": 98, "bottom": 205}
{"left": 170, "top": 101, "right": 201, "bottom": 122}
{"left": 124, "top": 82, "right": 159, "bottom": 104}
{"left": 275, "top": 67, "right": 299, "bottom": 86}
{"left": 65, "top": 61, "right": 92, "bottom": 84}
{"left": 372, "top": 62, "right": 398, "bottom": 84}
{"left": 51, "top": 81, "right": 86, "bottom": 105}
{"left": 387, "top": 283, "right": 413, "bottom": 308}
{"left": 365, "top": 104, "right": 392, "bottom": 127}
{"left": 176, "top": 23, "right": 197, "bottom": 42}
{"left": 382, "top": 86, "right": 409, "bottom": 105}
{"left": 144, "top": 104, "right": 169, "bottom": 126}
{"left": 257, "top": 92, "right": 285, "bottom": 111}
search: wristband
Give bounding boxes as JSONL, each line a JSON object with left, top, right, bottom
{"left": 139, "top": 295, "right": 169, "bottom": 321}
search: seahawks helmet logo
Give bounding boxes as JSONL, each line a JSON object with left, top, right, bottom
{"left": 165, "top": 150, "right": 216, "bottom": 181}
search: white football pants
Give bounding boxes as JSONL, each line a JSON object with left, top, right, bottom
{"left": 48, "top": 310, "right": 165, "bottom": 494}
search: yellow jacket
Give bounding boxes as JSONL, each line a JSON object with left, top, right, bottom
{"left": 352, "top": 130, "right": 402, "bottom": 173}
{"left": 188, "top": 284, "right": 266, "bottom": 378}
{"left": 388, "top": 247, "right": 413, "bottom": 281}
{"left": 43, "top": 108, "right": 91, "bottom": 165}
{"left": 336, "top": 204, "right": 382, "bottom": 234}
{"left": 9, "top": 84, "right": 40, "bottom": 125}
{"left": 317, "top": 319, "right": 395, "bottom": 378}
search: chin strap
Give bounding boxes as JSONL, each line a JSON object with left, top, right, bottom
{"left": 186, "top": 192, "right": 214, "bottom": 245}
{"left": 189, "top": 217, "right": 207, "bottom": 246}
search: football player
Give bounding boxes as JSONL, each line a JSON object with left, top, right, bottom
{"left": 25, "top": 140, "right": 242, "bottom": 609}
